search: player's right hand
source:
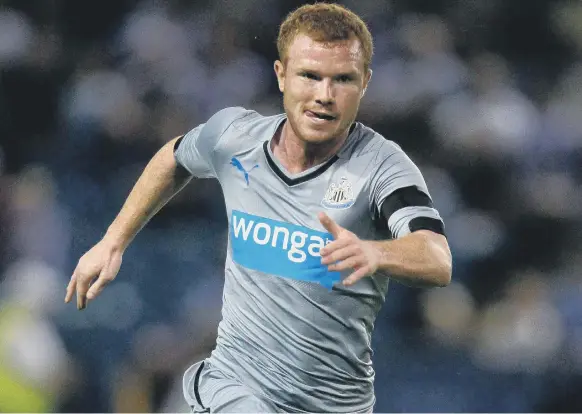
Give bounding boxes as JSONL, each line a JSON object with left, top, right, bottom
{"left": 65, "top": 240, "right": 123, "bottom": 310}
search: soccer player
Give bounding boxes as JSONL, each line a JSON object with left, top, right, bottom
{"left": 65, "top": 3, "right": 452, "bottom": 413}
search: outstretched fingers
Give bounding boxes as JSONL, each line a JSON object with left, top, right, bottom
{"left": 321, "top": 244, "right": 358, "bottom": 266}
{"left": 86, "top": 256, "right": 120, "bottom": 301}
{"left": 65, "top": 272, "right": 77, "bottom": 303}
{"left": 76, "top": 273, "right": 92, "bottom": 310}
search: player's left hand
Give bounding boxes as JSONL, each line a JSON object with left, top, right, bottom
{"left": 319, "top": 212, "right": 381, "bottom": 286}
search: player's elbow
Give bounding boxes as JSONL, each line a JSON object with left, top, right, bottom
{"left": 434, "top": 260, "right": 452, "bottom": 287}
{"left": 419, "top": 263, "right": 450, "bottom": 288}
{"left": 427, "top": 235, "right": 452, "bottom": 287}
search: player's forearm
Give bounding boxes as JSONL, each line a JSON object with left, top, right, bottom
{"left": 103, "top": 137, "right": 192, "bottom": 251}
{"left": 373, "top": 231, "right": 452, "bottom": 287}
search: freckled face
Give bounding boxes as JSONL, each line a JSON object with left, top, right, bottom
{"left": 274, "top": 34, "right": 372, "bottom": 145}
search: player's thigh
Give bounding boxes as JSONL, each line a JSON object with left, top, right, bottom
{"left": 210, "top": 387, "right": 278, "bottom": 413}
{"left": 198, "top": 366, "right": 279, "bottom": 413}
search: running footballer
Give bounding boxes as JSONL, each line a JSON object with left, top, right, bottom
{"left": 66, "top": 4, "right": 452, "bottom": 413}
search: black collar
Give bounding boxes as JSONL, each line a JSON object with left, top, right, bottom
{"left": 262, "top": 141, "right": 339, "bottom": 186}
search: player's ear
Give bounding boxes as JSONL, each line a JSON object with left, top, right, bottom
{"left": 362, "top": 68, "right": 372, "bottom": 97}
{"left": 274, "top": 60, "right": 285, "bottom": 93}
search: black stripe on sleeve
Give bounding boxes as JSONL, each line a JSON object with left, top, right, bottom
{"left": 194, "top": 361, "right": 206, "bottom": 410}
{"left": 409, "top": 217, "right": 446, "bottom": 236}
{"left": 380, "top": 186, "right": 433, "bottom": 221}
{"left": 173, "top": 135, "right": 185, "bottom": 153}
{"left": 379, "top": 186, "right": 445, "bottom": 237}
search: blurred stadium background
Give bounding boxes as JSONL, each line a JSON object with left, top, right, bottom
{"left": 1, "top": 0, "right": 582, "bottom": 412}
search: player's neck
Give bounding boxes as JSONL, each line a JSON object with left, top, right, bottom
{"left": 272, "top": 123, "right": 348, "bottom": 174}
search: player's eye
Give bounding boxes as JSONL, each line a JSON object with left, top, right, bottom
{"left": 336, "top": 75, "right": 353, "bottom": 83}
{"left": 301, "top": 72, "right": 320, "bottom": 81}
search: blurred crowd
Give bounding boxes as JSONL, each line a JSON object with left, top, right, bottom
{"left": 1, "top": 0, "right": 582, "bottom": 412}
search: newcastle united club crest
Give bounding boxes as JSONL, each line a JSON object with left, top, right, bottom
{"left": 321, "top": 177, "right": 355, "bottom": 209}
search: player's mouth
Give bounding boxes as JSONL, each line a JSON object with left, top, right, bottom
{"left": 305, "top": 110, "right": 337, "bottom": 123}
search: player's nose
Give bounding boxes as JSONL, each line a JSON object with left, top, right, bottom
{"left": 315, "top": 79, "right": 334, "bottom": 106}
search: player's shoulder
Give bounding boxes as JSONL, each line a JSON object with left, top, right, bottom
{"left": 206, "top": 107, "right": 285, "bottom": 160}
{"left": 207, "top": 106, "right": 283, "bottom": 142}
{"left": 229, "top": 108, "right": 285, "bottom": 141}
{"left": 340, "top": 122, "right": 409, "bottom": 167}
{"left": 204, "top": 106, "right": 254, "bottom": 134}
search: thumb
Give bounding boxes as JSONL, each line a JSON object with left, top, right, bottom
{"left": 318, "top": 212, "right": 342, "bottom": 239}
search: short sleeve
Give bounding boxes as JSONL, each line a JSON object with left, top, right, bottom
{"left": 370, "top": 143, "right": 443, "bottom": 238}
{"left": 174, "top": 124, "right": 212, "bottom": 177}
{"left": 174, "top": 107, "right": 247, "bottom": 178}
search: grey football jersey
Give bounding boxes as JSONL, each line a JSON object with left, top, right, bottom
{"left": 176, "top": 107, "right": 443, "bottom": 413}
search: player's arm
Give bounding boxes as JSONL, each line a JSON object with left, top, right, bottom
{"left": 66, "top": 107, "right": 246, "bottom": 310}
{"left": 102, "top": 136, "right": 192, "bottom": 250}
{"left": 367, "top": 229, "right": 451, "bottom": 288}
{"left": 370, "top": 185, "right": 451, "bottom": 287}
{"left": 65, "top": 136, "right": 193, "bottom": 310}
{"left": 320, "top": 186, "right": 452, "bottom": 287}
{"left": 319, "top": 211, "right": 451, "bottom": 288}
